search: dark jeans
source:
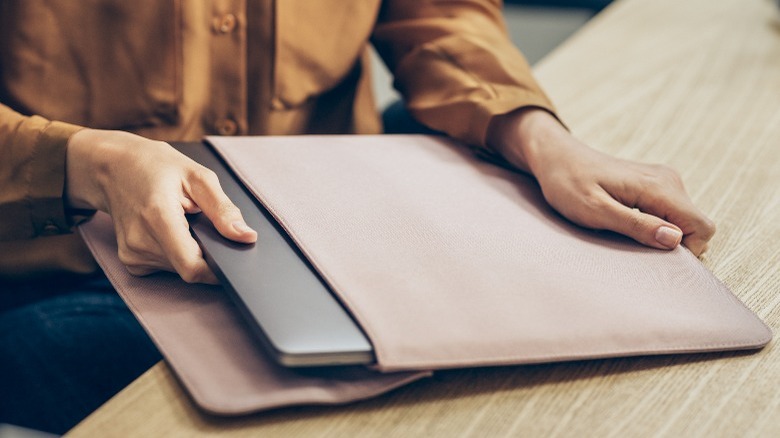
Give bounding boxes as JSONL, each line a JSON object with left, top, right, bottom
{"left": 0, "top": 274, "right": 161, "bottom": 434}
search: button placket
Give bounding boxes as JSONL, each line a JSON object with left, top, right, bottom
{"left": 207, "top": 0, "right": 247, "bottom": 136}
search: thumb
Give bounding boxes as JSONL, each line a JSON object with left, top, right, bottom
{"left": 188, "top": 169, "right": 257, "bottom": 243}
{"left": 595, "top": 197, "right": 683, "bottom": 250}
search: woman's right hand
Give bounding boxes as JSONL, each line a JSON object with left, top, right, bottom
{"left": 65, "top": 129, "right": 257, "bottom": 284}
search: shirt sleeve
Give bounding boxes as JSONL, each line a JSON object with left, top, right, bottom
{"left": 0, "top": 103, "right": 84, "bottom": 241}
{"left": 372, "top": 0, "right": 557, "bottom": 149}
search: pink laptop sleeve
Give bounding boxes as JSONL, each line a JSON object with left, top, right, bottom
{"left": 79, "top": 135, "right": 771, "bottom": 414}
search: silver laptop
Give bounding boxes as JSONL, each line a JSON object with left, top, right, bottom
{"left": 178, "top": 142, "right": 374, "bottom": 367}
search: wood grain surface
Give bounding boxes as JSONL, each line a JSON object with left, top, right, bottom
{"left": 67, "top": 0, "right": 780, "bottom": 436}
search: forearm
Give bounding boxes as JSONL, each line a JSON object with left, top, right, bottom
{"left": 373, "top": 0, "right": 556, "bottom": 148}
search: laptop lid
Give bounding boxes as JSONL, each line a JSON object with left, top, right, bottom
{"left": 177, "top": 142, "right": 374, "bottom": 367}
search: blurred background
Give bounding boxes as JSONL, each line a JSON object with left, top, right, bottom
{"left": 372, "top": 0, "right": 614, "bottom": 110}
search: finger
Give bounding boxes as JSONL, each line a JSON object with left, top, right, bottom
{"left": 666, "top": 205, "right": 715, "bottom": 257}
{"left": 114, "top": 219, "right": 173, "bottom": 275}
{"left": 187, "top": 169, "right": 257, "bottom": 243}
{"left": 146, "top": 201, "right": 220, "bottom": 284}
{"left": 634, "top": 193, "right": 716, "bottom": 257}
{"left": 126, "top": 264, "right": 163, "bottom": 277}
{"left": 181, "top": 195, "right": 202, "bottom": 214}
{"left": 683, "top": 238, "right": 709, "bottom": 257}
{"left": 589, "top": 195, "right": 684, "bottom": 250}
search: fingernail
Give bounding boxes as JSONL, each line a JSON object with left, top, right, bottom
{"left": 232, "top": 221, "right": 254, "bottom": 234}
{"left": 655, "top": 226, "right": 682, "bottom": 248}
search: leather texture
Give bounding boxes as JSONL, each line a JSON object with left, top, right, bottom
{"left": 208, "top": 135, "right": 771, "bottom": 372}
{"left": 78, "top": 134, "right": 770, "bottom": 415}
{"left": 79, "top": 212, "right": 428, "bottom": 416}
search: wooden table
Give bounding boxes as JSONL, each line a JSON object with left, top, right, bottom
{"left": 68, "top": 0, "right": 780, "bottom": 436}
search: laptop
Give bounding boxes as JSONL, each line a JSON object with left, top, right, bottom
{"left": 176, "top": 142, "right": 374, "bottom": 367}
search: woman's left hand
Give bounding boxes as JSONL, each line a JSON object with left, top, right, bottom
{"left": 487, "top": 108, "right": 716, "bottom": 256}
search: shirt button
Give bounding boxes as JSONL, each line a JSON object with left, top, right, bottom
{"left": 215, "top": 119, "right": 238, "bottom": 136}
{"left": 212, "top": 14, "right": 237, "bottom": 34}
{"left": 270, "top": 97, "right": 286, "bottom": 111}
{"left": 42, "top": 221, "right": 61, "bottom": 236}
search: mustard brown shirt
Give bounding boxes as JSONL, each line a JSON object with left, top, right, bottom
{"left": 0, "top": 0, "right": 555, "bottom": 279}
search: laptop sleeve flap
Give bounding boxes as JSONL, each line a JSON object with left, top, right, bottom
{"left": 78, "top": 212, "right": 429, "bottom": 416}
{"left": 206, "top": 135, "right": 771, "bottom": 372}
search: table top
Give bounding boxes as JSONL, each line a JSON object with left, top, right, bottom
{"left": 68, "top": 0, "right": 780, "bottom": 436}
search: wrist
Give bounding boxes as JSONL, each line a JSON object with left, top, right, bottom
{"left": 65, "top": 128, "right": 110, "bottom": 211}
{"left": 486, "top": 108, "right": 569, "bottom": 176}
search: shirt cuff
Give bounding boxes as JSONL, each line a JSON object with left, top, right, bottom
{"left": 408, "top": 88, "right": 560, "bottom": 153}
{"left": 32, "top": 120, "right": 88, "bottom": 236}
{"left": 0, "top": 116, "right": 85, "bottom": 240}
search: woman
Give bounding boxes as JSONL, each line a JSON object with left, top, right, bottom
{"left": 0, "top": 0, "right": 714, "bottom": 433}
